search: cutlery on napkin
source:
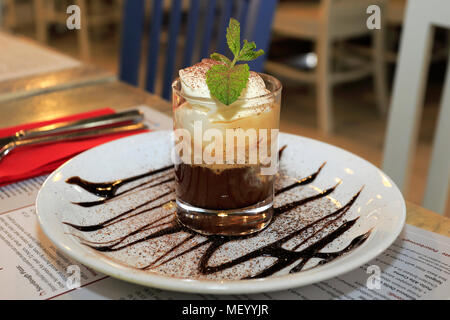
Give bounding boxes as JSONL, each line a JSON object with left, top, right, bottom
{"left": 0, "top": 108, "right": 149, "bottom": 187}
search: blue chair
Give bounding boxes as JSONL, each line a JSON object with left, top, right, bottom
{"left": 119, "top": 0, "right": 279, "bottom": 100}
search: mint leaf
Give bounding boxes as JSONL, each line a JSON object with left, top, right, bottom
{"left": 226, "top": 18, "right": 240, "bottom": 56}
{"left": 206, "top": 64, "right": 249, "bottom": 105}
{"left": 206, "top": 18, "right": 265, "bottom": 105}
{"left": 210, "top": 53, "right": 232, "bottom": 66}
{"left": 238, "top": 40, "right": 265, "bottom": 61}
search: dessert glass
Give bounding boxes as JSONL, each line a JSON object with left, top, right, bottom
{"left": 172, "top": 73, "right": 282, "bottom": 236}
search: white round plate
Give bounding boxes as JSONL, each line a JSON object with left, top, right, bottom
{"left": 36, "top": 131, "right": 405, "bottom": 294}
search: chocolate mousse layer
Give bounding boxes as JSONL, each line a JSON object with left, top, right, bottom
{"left": 175, "top": 163, "right": 273, "bottom": 210}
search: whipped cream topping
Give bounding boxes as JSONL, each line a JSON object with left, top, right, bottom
{"left": 179, "top": 59, "right": 270, "bottom": 101}
{"left": 174, "top": 59, "right": 280, "bottom": 166}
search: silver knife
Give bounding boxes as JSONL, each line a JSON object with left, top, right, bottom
{"left": 0, "top": 122, "right": 148, "bottom": 162}
{"left": 0, "top": 109, "right": 144, "bottom": 147}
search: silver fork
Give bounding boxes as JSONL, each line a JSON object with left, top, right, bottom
{"left": 0, "top": 122, "right": 148, "bottom": 162}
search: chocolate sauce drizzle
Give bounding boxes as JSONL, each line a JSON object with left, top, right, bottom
{"left": 66, "top": 165, "right": 174, "bottom": 207}
{"left": 63, "top": 152, "right": 371, "bottom": 280}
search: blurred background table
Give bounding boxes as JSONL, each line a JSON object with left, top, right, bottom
{"left": 0, "top": 31, "right": 115, "bottom": 102}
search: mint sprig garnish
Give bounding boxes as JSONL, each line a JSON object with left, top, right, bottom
{"left": 206, "top": 18, "right": 265, "bottom": 105}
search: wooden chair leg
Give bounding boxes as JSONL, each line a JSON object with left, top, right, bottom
{"left": 373, "top": 26, "right": 389, "bottom": 115}
{"left": 34, "top": 0, "right": 48, "bottom": 43}
{"left": 5, "top": 0, "right": 16, "bottom": 30}
{"left": 0, "top": 0, "right": 4, "bottom": 29}
{"left": 316, "top": 37, "right": 333, "bottom": 135}
{"left": 75, "top": 0, "right": 90, "bottom": 60}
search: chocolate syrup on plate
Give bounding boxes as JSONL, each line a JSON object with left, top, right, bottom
{"left": 64, "top": 147, "right": 370, "bottom": 280}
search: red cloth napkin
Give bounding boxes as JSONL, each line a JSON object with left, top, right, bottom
{"left": 0, "top": 108, "right": 148, "bottom": 186}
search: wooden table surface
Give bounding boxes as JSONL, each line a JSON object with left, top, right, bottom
{"left": 0, "top": 64, "right": 116, "bottom": 103}
{"left": 0, "top": 31, "right": 115, "bottom": 103}
{"left": 0, "top": 80, "right": 448, "bottom": 238}
{"left": 0, "top": 81, "right": 171, "bottom": 128}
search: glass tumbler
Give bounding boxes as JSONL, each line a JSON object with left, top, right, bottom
{"left": 172, "top": 73, "right": 282, "bottom": 236}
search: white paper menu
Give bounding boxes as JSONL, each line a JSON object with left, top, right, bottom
{"left": 0, "top": 109, "right": 449, "bottom": 300}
